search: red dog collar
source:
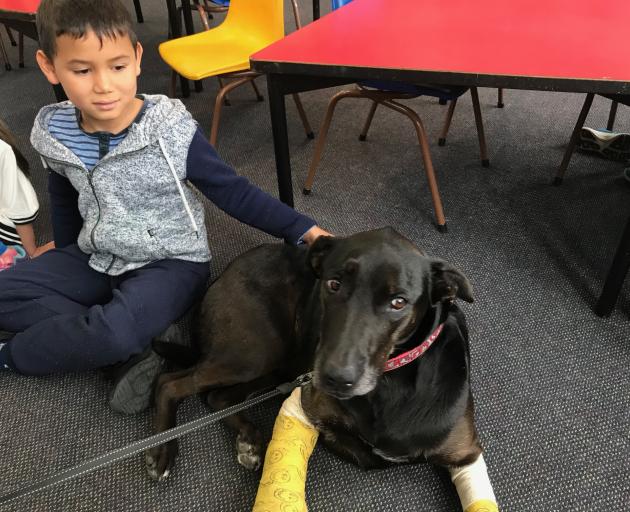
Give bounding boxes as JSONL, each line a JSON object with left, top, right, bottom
{"left": 383, "top": 323, "right": 444, "bottom": 372}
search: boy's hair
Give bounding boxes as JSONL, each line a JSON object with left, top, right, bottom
{"left": 37, "top": 0, "right": 138, "bottom": 59}
{"left": 0, "top": 118, "right": 30, "bottom": 176}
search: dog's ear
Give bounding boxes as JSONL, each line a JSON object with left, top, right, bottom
{"left": 307, "top": 235, "right": 336, "bottom": 277}
{"left": 430, "top": 259, "right": 474, "bottom": 304}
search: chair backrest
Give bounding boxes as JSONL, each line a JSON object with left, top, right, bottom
{"left": 222, "top": 0, "right": 284, "bottom": 42}
{"left": 332, "top": 0, "right": 353, "bottom": 10}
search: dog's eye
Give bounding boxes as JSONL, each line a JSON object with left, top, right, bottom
{"left": 326, "top": 279, "right": 341, "bottom": 292}
{"left": 390, "top": 297, "right": 407, "bottom": 310}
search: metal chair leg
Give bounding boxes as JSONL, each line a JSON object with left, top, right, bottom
{"left": 209, "top": 76, "right": 257, "bottom": 146}
{"left": 0, "top": 29, "right": 11, "bottom": 71}
{"left": 18, "top": 31, "right": 23, "bottom": 68}
{"left": 291, "top": 94, "right": 314, "bottom": 140}
{"left": 289, "top": 0, "right": 303, "bottom": 29}
{"left": 304, "top": 89, "right": 362, "bottom": 194}
{"left": 554, "top": 93, "right": 594, "bottom": 185}
{"left": 196, "top": 1, "right": 211, "bottom": 30}
{"left": 4, "top": 25, "right": 16, "bottom": 46}
{"left": 470, "top": 87, "right": 489, "bottom": 167}
{"left": 381, "top": 99, "right": 447, "bottom": 231}
{"left": 217, "top": 77, "right": 231, "bottom": 106}
{"left": 358, "top": 100, "right": 378, "bottom": 141}
{"left": 606, "top": 100, "right": 618, "bottom": 131}
{"left": 438, "top": 98, "right": 457, "bottom": 146}
{"left": 251, "top": 79, "right": 264, "bottom": 102}
{"left": 497, "top": 88, "right": 504, "bottom": 108}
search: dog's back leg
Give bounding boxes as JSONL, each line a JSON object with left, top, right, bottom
{"left": 205, "top": 375, "right": 283, "bottom": 471}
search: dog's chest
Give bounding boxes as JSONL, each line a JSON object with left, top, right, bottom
{"left": 347, "top": 380, "right": 445, "bottom": 461}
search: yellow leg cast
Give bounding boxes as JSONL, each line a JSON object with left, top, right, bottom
{"left": 253, "top": 387, "right": 319, "bottom": 512}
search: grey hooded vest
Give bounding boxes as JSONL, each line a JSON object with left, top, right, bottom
{"left": 30, "top": 94, "right": 210, "bottom": 275}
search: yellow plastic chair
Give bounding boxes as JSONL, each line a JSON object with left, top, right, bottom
{"left": 159, "top": 0, "right": 312, "bottom": 146}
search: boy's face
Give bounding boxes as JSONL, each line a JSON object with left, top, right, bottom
{"left": 36, "top": 30, "right": 143, "bottom": 134}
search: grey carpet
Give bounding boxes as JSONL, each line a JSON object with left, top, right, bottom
{"left": 0, "top": 1, "right": 628, "bottom": 510}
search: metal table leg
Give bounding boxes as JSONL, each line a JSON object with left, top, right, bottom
{"left": 267, "top": 73, "right": 294, "bottom": 207}
{"left": 595, "top": 212, "right": 630, "bottom": 317}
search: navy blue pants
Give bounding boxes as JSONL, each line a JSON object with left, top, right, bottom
{"left": 0, "top": 244, "right": 210, "bottom": 375}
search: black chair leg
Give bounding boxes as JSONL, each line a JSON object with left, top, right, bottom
{"left": 5, "top": 25, "right": 16, "bottom": 46}
{"left": 554, "top": 93, "right": 594, "bottom": 185}
{"left": 0, "top": 29, "right": 11, "bottom": 70}
{"left": 133, "top": 0, "right": 144, "bottom": 23}
{"left": 595, "top": 212, "right": 630, "bottom": 317}
{"left": 606, "top": 101, "right": 618, "bottom": 131}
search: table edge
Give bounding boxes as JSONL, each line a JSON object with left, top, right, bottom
{"left": 250, "top": 59, "right": 630, "bottom": 95}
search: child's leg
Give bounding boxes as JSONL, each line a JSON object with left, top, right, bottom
{"left": 0, "top": 245, "right": 111, "bottom": 327}
{"left": 101, "top": 258, "right": 210, "bottom": 414}
{"left": 1, "top": 255, "right": 209, "bottom": 375}
{"left": 0, "top": 244, "right": 112, "bottom": 371}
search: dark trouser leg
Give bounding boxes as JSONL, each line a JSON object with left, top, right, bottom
{"left": 0, "top": 245, "right": 112, "bottom": 373}
{"left": 0, "top": 244, "right": 209, "bottom": 375}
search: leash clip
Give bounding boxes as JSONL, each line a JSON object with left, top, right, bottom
{"left": 296, "top": 372, "right": 313, "bottom": 387}
{"left": 276, "top": 372, "right": 313, "bottom": 394}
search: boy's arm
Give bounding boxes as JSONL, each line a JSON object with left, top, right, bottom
{"left": 48, "top": 171, "right": 82, "bottom": 248}
{"left": 186, "top": 129, "right": 318, "bottom": 244}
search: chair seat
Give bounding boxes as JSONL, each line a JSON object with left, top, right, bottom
{"left": 159, "top": 26, "right": 274, "bottom": 80}
{"left": 360, "top": 80, "right": 468, "bottom": 100}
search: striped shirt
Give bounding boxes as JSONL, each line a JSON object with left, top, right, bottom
{"left": 48, "top": 99, "right": 150, "bottom": 170}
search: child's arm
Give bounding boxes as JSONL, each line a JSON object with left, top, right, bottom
{"left": 48, "top": 171, "right": 82, "bottom": 247}
{"left": 0, "top": 143, "right": 46, "bottom": 255}
{"left": 13, "top": 223, "right": 55, "bottom": 258}
{"left": 14, "top": 222, "right": 37, "bottom": 257}
{"left": 186, "top": 129, "right": 326, "bottom": 245}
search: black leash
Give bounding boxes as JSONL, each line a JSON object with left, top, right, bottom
{"left": 0, "top": 372, "right": 312, "bottom": 507}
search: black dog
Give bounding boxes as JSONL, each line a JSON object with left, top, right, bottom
{"left": 146, "top": 227, "right": 481, "bottom": 481}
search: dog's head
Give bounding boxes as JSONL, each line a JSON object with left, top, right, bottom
{"left": 307, "top": 227, "right": 473, "bottom": 400}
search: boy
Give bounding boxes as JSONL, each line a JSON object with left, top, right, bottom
{"left": 0, "top": 0, "right": 329, "bottom": 414}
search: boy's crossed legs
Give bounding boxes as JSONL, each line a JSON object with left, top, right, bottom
{"left": 0, "top": 244, "right": 210, "bottom": 412}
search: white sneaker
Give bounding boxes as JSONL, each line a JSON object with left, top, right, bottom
{"left": 577, "top": 127, "right": 630, "bottom": 161}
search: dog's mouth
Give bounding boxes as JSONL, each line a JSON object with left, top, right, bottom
{"left": 317, "top": 385, "right": 355, "bottom": 400}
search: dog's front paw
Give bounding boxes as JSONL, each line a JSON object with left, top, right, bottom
{"left": 145, "top": 443, "right": 176, "bottom": 481}
{"left": 236, "top": 432, "right": 263, "bottom": 471}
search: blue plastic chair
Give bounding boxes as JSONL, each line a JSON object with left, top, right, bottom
{"left": 303, "top": 0, "right": 490, "bottom": 232}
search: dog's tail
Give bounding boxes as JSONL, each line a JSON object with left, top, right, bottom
{"left": 152, "top": 340, "right": 199, "bottom": 368}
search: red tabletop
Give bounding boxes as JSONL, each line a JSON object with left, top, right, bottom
{"left": 0, "top": 0, "right": 39, "bottom": 14}
{"left": 252, "top": 0, "right": 630, "bottom": 92}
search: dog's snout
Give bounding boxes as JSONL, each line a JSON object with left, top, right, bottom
{"left": 321, "top": 364, "right": 358, "bottom": 391}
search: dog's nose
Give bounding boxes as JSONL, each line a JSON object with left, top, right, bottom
{"left": 321, "top": 365, "right": 357, "bottom": 390}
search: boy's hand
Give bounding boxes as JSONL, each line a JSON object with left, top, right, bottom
{"left": 302, "top": 226, "right": 333, "bottom": 245}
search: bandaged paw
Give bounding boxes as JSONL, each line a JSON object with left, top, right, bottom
{"left": 449, "top": 454, "right": 499, "bottom": 512}
{"left": 252, "top": 387, "right": 319, "bottom": 512}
